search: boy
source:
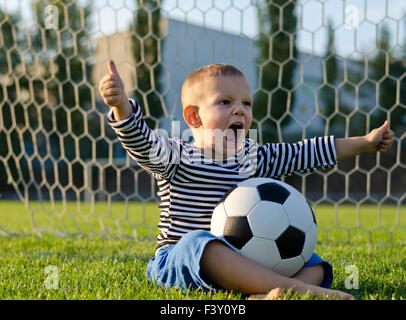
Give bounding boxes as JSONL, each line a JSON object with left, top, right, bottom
{"left": 99, "top": 60, "right": 394, "bottom": 300}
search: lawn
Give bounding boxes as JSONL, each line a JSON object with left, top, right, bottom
{"left": 0, "top": 200, "right": 405, "bottom": 300}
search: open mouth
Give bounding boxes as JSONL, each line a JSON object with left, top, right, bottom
{"left": 228, "top": 122, "right": 244, "bottom": 135}
{"left": 225, "top": 122, "right": 244, "bottom": 145}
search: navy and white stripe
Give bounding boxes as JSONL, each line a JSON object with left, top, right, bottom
{"left": 107, "top": 99, "right": 337, "bottom": 250}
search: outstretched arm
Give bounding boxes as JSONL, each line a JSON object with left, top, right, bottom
{"left": 335, "top": 121, "right": 395, "bottom": 161}
{"left": 256, "top": 136, "right": 338, "bottom": 178}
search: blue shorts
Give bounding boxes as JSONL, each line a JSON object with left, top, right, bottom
{"left": 146, "top": 230, "right": 333, "bottom": 292}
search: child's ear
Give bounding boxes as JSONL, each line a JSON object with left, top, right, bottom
{"left": 183, "top": 105, "right": 201, "bottom": 128}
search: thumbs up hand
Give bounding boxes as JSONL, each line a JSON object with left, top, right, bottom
{"left": 333, "top": 121, "right": 395, "bottom": 160}
{"left": 99, "top": 60, "right": 132, "bottom": 120}
{"left": 365, "top": 121, "right": 395, "bottom": 153}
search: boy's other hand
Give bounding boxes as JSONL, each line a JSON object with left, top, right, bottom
{"left": 364, "top": 121, "right": 395, "bottom": 153}
{"left": 99, "top": 60, "right": 132, "bottom": 120}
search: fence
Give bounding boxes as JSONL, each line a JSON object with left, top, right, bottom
{"left": 0, "top": 0, "right": 405, "bottom": 242}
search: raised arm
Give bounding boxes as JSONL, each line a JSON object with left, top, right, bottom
{"left": 99, "top": 60, "right": 180, "bottom": 180}
{"left": 99, "top": 60, "right": 133, "bottom": 120}
{"left": 335, "top": 121, "right": 394, "bottom": 160}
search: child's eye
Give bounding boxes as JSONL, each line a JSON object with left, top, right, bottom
{"left": 220, "top": 100, "right": 231, "bottom": 105}
{"left": 243, "top": 101, "right": 252, "bottom": 107}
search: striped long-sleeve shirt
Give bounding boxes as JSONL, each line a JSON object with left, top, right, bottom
{"left": 107, "top": 99, "right": 338, "bottom": 250}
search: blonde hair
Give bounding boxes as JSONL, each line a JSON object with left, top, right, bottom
{"left": 181, "top": 64, "right": 245, "bottom": 107}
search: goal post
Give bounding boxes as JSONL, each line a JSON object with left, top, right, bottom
{"left": 0, "top": 0, "right": 405, "bottom": 243}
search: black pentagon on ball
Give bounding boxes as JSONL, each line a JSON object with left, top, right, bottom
{"left": 307, "top": 201, "right": 317, "bottom": 225}
{"left": 256, "top": 182, "right": 291, "bottom": 204}
{"left": 275, "top": 226, "right": 305, "bottom": 259}
{"left": 223, "top": 216, "right": 253, "bottom": 250}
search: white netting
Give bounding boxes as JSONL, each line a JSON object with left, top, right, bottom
{"left": 0, "top": 0, "right": 405, "bottom": 242}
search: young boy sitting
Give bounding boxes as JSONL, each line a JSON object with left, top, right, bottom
{"left": 99, "top": 60, "right": 394, "bottom": 300}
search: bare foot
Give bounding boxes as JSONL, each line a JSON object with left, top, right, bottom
{"left": 248, "top": 288, "right": 282, "bottom": 300}
{"left": 248, "top": 287, "right": 355, "bottom": 300}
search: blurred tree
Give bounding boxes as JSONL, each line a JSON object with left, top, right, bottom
{"left": 370, "top": 24, "right": 405, "bottom": 132}
{"left": 320, "top": 19, "right": 338, "bottom": 131}
{"left": 132, "top": 0, "right": 164, "bottom": 128}
{"left": 320, "top": 19, "right": 353, "bottom": 136}
{"left": 0, "top": 9, "right": 22, "bottom": 194}
{"left": 324, "top": 20, "right": 338, "bottom": 86}
{"left": 0, "top": 10, "right": 21, "bottom": 75}
{"left": 31, "top": 2, "right": 93, "bottom": 110}
{"left": 31, "top": 0, "right": 93, "bottom": 159}
{"left": 255, "top": 0, "right": 298, "bottom": 142}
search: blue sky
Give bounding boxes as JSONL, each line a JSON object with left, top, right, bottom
{"left": 2, "top": 0, "right": 406, "bottom": 59}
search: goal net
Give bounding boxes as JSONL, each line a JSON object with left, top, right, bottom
{"left": 0, "top": 0, "right": 405, "bottom": 243}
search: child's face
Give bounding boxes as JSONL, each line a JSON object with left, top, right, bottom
{"left": 194, "top": 75, "right": 253, "bottom": 153}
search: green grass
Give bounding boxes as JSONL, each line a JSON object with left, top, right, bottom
{"left": 0, "top": 200, "right": 405, "bottom": 300}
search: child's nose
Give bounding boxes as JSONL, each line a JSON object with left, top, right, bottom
{"left": 233, "top": 103, "right": 245, "bottom": 115}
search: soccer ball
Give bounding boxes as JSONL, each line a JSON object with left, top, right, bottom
{"left": 210, "top": 177, "right": 317, "bottom": 277}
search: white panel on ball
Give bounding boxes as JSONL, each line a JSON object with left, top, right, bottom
{"left": 247, "top": 201, "right": 289, "bottom": 240}
{"left": 210, "top": 202, "right": 228, "bottom": 236}
{"left": 224, "top": 186, "right": 261, "bottom": 217}
{"left": 237, "top": 177, "right": 274, "bottom": 188}
{"left": 283, "top": 195, "right": 313, "bottom": 233}
{"left": 301, "top": 223, "right": 318, "bottom": 263}
{"left": 272, "top": 255, "right": 305, "bottom": 277}
{"left": 240, "top": 237, "right": 281, "bottom": 270}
